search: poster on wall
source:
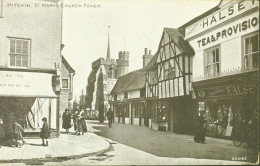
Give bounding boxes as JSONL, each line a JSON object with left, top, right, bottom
{"left": 0, "top": 0, "right": 259, "bottom": 165}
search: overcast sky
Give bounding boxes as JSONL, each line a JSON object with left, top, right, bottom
{"left": 62, "top": 0, "right": 219, "bottom": 100}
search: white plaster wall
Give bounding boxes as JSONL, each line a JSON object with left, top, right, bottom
{"left": 114, "top": 117, "right": 118, "bottom": 123}
{"left": 125, "top": 118, "right": 130, "bottom": 124}
{"left": 221, "top": 37, "right": 242, "bottom": 71}
{"left": 128, "top": 90, "right": 140, "bottom": 99}
{"left": 117, "top": 92, "right": 124, "bottom": 101}
{"left": 133, "top": 118, "right": 139, "bottom": 125}
{"left": 0, "top": 0, "right": 62, "bottom": 69}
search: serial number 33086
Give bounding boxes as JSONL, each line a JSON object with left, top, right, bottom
{"left": 232, "top": 157, "right": 247, "bottom": 161}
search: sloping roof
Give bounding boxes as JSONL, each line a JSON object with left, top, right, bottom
{"left": 164, "top": 28, "right": 194, "bottom": 54}
{"left": 62, "top": 56, "right": 75, "bottom": 73}
{"left": 111, "top": 69, "right": 146, "bottom": 94}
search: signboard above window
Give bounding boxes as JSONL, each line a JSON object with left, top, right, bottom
{"left": 185, "top": 0, "right": 258, "bottom": 39}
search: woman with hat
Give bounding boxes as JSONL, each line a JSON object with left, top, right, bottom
{"left": 40, "top": 117, "right": 50, "bottom": 146}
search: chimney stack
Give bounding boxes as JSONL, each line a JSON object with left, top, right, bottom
{"left": 143, "top": 48, "right": 153, "bottom": 68}
{"left": 145, "top": 48, "right": 148, "bottom": 55}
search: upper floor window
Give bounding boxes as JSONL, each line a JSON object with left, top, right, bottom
{"left": 164, "top": 59, "right": 175, "bottom": 80}
{"left": 61, "top": 78, "right": 69, "bottom": 89}
{"left": 243, "top": 33, "right": 259, "bottom": 69}
{"left": 124, "top": 92, "right": 128, "bottom": 99}
{"left": 204, "top": 46, "right": 220, "bottom": 76}
{"left": 9, "top": 38, "right": 30, "bottom": 68}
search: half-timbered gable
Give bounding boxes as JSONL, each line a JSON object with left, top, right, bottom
{"left": 156, "top": 28, "right": 194, "bottom": 99}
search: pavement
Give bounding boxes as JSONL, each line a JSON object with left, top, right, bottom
{"left": 42, "top": 138, "right": 255, "bottom": 165}
{"left": 0, "top": 131, "right": 110, "bottom": 163}
{"left": 0, "top": 121, "right": 256, "bottom": 165}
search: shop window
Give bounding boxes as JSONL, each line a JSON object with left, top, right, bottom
{"left": 243, "top": 33, "right": 259, "bottom": 69}
{"left": 61, "top": 79, "right": 69, "bottom": 89}
{"left": 9, "top": 38, "right": 30, "bottom": 68}
{"left": 152, "top": 101, "right": 167, "bottom": 120}
{"left": 204, "top": 46, "right": 220, "bottom": 76}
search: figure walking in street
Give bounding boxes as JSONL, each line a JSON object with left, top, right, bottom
{"left": 194, "top": 113, "right": 206, "bottom": 143}
{"left": 78, "top": 108, "right": 87, "bottom": 135}
{"left": 40, "top": 117, "right": 50, "bottom": 146}
{"left": 13, "top": 122, "right": 24, "bottom": 148}
{"left": 62, "top": 109, "right": 71, "bottom": 133}
{"left": 73, "top": 109, "right": 79, "bottom": 133}
{"left": 0, "top": 118, "right": 5, "bottom": 148}
{"left": 106, "top": 108, "right": 113, "bottom": 128}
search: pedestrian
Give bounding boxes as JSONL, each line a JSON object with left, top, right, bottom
{"left": 73, "top": 109, "right": 79, "bottom": 133}
{"left": 0, "top": 119, "right": 5, "bottom": 148}
{"left": 12, "top": 122, "right": 24, "bottom": 148}
{"left": 194, "top": 113, "right": 206, "bottom": 143}
{"left": 62, "top": 109, "right": 71, "bottom": 133}
{"left": 106, "top": 108, "right": 113, "bottom": 128}
{"left": 78, "top": 108, "right": 87, "bottom": 135}
{"left": 40, "top": 117, "right": 50, "bottom": 146}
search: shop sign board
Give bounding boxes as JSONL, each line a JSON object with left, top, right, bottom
{"left": 196, "top": 83, "right": 258, "bottom": 99}
{"left": 185, "top": 0, "right": 258, "bottom": 39}
{"left": 0, "top": 71, "right": 57, "bottom": 98}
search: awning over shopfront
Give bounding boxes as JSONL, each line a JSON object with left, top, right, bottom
{"left": 0, "top": 70, "right": 57, "bottom": 98}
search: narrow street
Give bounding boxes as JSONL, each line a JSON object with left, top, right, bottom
{"left": 88, "top": 120, "right": 258, "bottom": 163}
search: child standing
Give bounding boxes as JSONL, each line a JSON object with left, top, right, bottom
{"left": 0, "top": 119, "right": 5, "bottom": 148}
{"left": 40, "top": 117, "right": 50, "bottom": 146}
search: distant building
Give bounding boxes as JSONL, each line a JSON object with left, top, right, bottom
{"left": 110, "top": 48, "right": 153, "bottom": 126}
{"left": 59, "top": 55, "right": 75, "bottom": 128}
{"left": 85, "top": 33, "right": 129, "bottom": 117}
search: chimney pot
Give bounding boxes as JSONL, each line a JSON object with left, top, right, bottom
{"left": 145, "top": 48, "right": 148, "bottom": 55}
{"left": 149, "top": 50, "right": 152, "bottom": 55}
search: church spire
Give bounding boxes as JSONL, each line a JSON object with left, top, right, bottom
{"left": 106, "top": 26, "right": 111, "bottom": 60}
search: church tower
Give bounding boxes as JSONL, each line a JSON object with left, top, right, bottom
{"left": 116, "top": 51, "right": 129, "bottom": 78}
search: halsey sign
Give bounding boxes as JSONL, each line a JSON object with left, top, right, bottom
{"left": 185, "top": 0, "right": 258, "bottom": 39}
{"left": 197, "top": 16, "right": 258, "bottom": 47}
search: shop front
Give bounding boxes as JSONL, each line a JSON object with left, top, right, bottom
{"left": 148, "top": 97, "right": 194, "bottom": 134}
{"left": 193, "top": 70, "right": 258, "bottom": 138}
{"left": 0, "top": 70, "right": 58, "bottom": 139}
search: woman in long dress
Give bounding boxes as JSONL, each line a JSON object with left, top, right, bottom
{"left": 62, "top": 109, "right": 71, "bottom": 133}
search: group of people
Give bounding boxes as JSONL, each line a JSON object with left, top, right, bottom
{"left": 0, "top": 117, "right": 50, "bottom": 148}
{"left": 62, "top": 108, "right": 87, "bottom": 135}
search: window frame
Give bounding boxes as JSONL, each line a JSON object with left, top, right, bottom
{"left": 241, "top": 31, "right": 259, "bottom": 70}
{"left": 204, "top": 45, "right": 221, "bottom": 76}
{"left": 8, "top": 37, "right": 30, "bottom": 68}
{"left": 61, "top": 78, "right": 70, "bottom": 89}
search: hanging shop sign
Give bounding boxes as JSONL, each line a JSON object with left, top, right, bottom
{"left": 185, "top": 0, "right": 258, "bottom": 39}
{"left": 197, "top": 16, "right": 258, "bottom": 47}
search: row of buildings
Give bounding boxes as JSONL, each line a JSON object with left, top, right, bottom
{"left": 105, "top": 0, "right": 259, "bottom": 137}
{"left": 0, "top": 0, "right": 75, "bottom": 138}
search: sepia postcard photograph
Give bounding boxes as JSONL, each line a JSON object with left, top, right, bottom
{"left": 0, "top": 0, "right": 259, "bottom": 165}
